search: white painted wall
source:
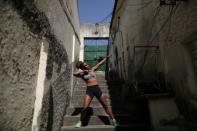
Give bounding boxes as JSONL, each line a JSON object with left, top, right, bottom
{"left": 32, "top": 40, "right": 49, "bottom": 131}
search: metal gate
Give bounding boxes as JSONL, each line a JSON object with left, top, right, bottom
{"left": 84, "top": 39, "right": 108, "bottom": 71}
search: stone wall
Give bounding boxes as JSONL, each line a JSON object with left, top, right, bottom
{"left": 0, "top": 0, "right": 81, "bottom": 131}
{"left": 0, "top": 1, "right": 41, "bottom": 131}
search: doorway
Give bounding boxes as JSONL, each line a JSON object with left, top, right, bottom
{"left": 84, "top": 38, "right": 108, "bottom": 71}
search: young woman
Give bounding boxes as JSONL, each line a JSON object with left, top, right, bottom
{"left": 73, "top": 55, "right": 118, "bottom": 128}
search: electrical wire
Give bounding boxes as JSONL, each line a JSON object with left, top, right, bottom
{"left": 109, "top": 0, "right": 183, "bottom": 85}
{"left": 142, "top": 4, "right": 170, "bottom": 61}
{"left": 99, "top": 0, "right": 126, "bottom": 24}
{"left": 110, "top": 1, "right": 161, "bottom": 76}
{"left": 147, "top": 5, "right": 162, "bottom": 42}
{"left": 160, "top": 2, "right": 181, "bottom": 71}
{"left": 123, "top": 4, "right": 161, "bottom": 45}
{"left": 110, "top": 0, "right": 159, "bottom": 44}
{"left": 137, "top": 6, "right": 174, "bottom": 73}
{"left": 125, "top": 0, "right": 156, "bottom": 6}
{"left": 137, "top": 3, "right": 180, "bottom": 74}
{"left": 152, "top": 5, "right": 179, "bottom": 43}
{"left": 150, "top": 6, "right": 176, "bottom": 43}
{"left": 99, "top": 12, "right": 113, "bottom": 23}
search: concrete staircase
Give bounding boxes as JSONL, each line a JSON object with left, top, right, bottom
{"left": 61, "top": 72, "right": 150, "bottom": 131}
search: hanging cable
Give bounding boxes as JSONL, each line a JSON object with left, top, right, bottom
{"left": 98, "top": 12, "right": 113, "bottom": 23}
{"left": 160, "top": 2, "right": 180, "bottom": 71}
{"left": 137, "top": 3, "right": 180, "bottom": 74}
{"left": 138, "top": 6, "right": 174, "bottom": 73}
{"left": 150, "top": 4, "right": 179, "bottom": 43}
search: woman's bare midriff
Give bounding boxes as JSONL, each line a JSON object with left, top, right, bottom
{"left": 85, "top": 78, "right": 98, "bottom": 86}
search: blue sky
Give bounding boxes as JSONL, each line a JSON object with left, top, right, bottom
{"left": 77, "top": 0, "right": 115, "bottom": 23}
{"left": 84, "top": 39, "right": 108, "bottom": 45}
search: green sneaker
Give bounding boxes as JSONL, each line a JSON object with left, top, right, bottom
{"left": 112, "top": 119, "right": 119, "bottom": 127}
{"left": 75, "top": 121, "right": 82, "bottom": 128}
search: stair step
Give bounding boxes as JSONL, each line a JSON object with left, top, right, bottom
{"left": 63, "top": 115, "right": 112, "bottom": 126}
{"left": 70, "top": 99, "right": 111, "bottom": 107}
{"left": 71, "top": 92, "right": 122, "bottom": 100}
{"left": 66, "top": 107, "right": 107, "bottom": 116}
{"left": 71, "top": 95, "right": 110, "bottom": 101}
{"left": 70, "top": 96, "right": 125, "bottom": 106}
{"left": 61, "top": 124, "right": 149, "bottom": 131}
{"left": 75, "top": 83, "right": 109, "bottom": 87}
{"left": 67, "top": 105, "right": 148, "bottom": 116}
{"left": 75, "top": 81, "right": 108, "bottom": 86}
{"left": 73, "top": 90, "right": 110, "bottom": 95}
{"left": 71, "top": 96, "right": 147, "bottom": 105}
{"left": 70, "top": 97, "right": 148, "bottom": 109}
{"left": 70, "top": 98, "right": 147, "bottom": 107}
{"left": 61, "top": 125, "right": 114, "bottom": 131}
{"left": 64, "top": 114, "right": 146, "bottom": 125}
{"left": 72, "top": 90, "right": 109, "bottom": 95}
{"left": 73, "top": 86, "right": 120, "bottom": 92}
{"left": 74, "top": 85, "right": 107, "bottom": 88}
{"left": 65, "top": 105, "right": 148, "bottom": 123}
{"left": 75, "top": 78, "right": 107, "bottom": 82}
{"left": 114, "top": 114, "right": 148, "bottom": 124}
{"left": 74, "top": 85, "right": 121, "bottom": 90}
{"left": 73, "top": 86, "right": 109, "bottom": 92}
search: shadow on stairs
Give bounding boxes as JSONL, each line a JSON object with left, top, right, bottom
{"left": 61, "top": 72, "right": 150, "bottom": 131}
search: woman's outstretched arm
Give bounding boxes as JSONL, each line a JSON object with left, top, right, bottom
{"left": 92, "top": 54, "right": 111, "bottom": 71}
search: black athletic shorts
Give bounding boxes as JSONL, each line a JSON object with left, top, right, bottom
{"left": 86, "top": 85, "right": 102, "bottom": 99}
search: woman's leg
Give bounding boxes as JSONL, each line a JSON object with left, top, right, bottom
{"left": 75, "top": 95, "right": 92, "bottom": 128}
{"left": 98, "top": 94, "right": 119, "bottom": 127}
{"left": 98, "top": 95, "right": 115, "bottom": 119}
{"left": 80, "top": 95, "right": 92, "bottom": 121}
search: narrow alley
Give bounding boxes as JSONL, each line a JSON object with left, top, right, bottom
{"left": 0, "top": 0, "right": 197, "bottom": 131}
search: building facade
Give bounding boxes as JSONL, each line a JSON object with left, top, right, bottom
{"left": 0, "top": 0, "right": 80, "bottom": 131}
{"left": 109, "top": 0, "right": 197, "bottom": 130}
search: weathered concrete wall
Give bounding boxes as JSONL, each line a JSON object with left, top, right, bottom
{"left": 80, "top": 23, "right": 110, "bottom": 38}
{"left": 79, "top": 23, "right": 109, "bottom": 61}
{"left": 33, "top": 0, "right": 81, "bottom": 131}
{"left": 0, "top": 0, "right": 81, "bottom": 131}
{"left": 0, "top": 1, "right": 41, "bottom": 131}
{"left": 35, "top": 0, "right": 80, "bottom": 61}
{"left": 110, "top": 0, "right": 197, "bottom": 130}
{"left": 149, "top": 97, "right": 179, "bottom": 131}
